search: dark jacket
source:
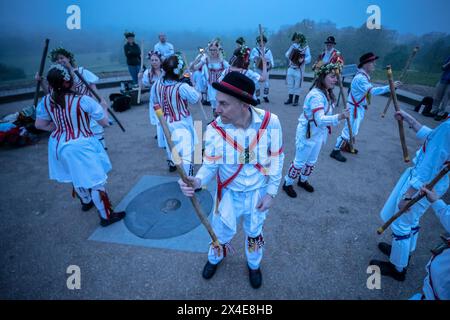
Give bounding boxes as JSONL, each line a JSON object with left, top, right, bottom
{"left": 124, "top": 43, "right": 141, "bottom": 66}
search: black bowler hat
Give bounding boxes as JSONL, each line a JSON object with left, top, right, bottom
{"left": 236, "top": 37, "right": 245, "bottom": 45}
{"left": 212, "top": 71, "right": 257, "bottom": 106}
{"left": 358, "top": 52, "right": 379, "bottom": 68}
{"left": 325, "top": 36, "right": 336, "bottom": 44}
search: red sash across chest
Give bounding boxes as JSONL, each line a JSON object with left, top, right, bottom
{"left": 350, "top": 72, "right": 372, "bottom": 118}
{"left": 209, "top": 111, "right": 283, "bottom": 212}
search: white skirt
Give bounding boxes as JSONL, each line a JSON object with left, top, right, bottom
{"left": 48, "top": 135, "right": 112, "bottom": 188}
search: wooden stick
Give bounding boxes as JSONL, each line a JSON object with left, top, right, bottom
{"left": 73, "top": 70, "right": 126, "bottom": 133}
{"left": 154, "top": 104, "right": 221, "bottom": 253}
{"left": 377, "top": 162, "right": 450, "bottom": 234}
{"left": 386, "top": 65, "right": 410, "bottom": 163}
{"left": 258, "top": 24, "right": 265, "bottom": 51}
{"left": 34, "top": 39, "right": 50, "bottom": 108}
{"left": 381, "top": 46, "right": 419, "bottom": 118}
{"left": 336, "top": 69, "right": 355, "bottom": 153}
{"left": 137, "top": 40, "right": 145, "bottom": 105}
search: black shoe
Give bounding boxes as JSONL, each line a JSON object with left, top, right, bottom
{"left": 434, "top": 114, "right": 447, "bottom": 121}
{"left": 282, "top": 182, "right": 297, "bottom": 198}
{"left": 100, "top": 211, "right": 126, "bottom": 227}
{"left": 284, "top": 94, "right": 293, "bottom": 105}
{"left": 330, "top": 150, "right": 347, "bottom": 162}
{"left": 378, "top": 242, "right": 412, "bottom": 264}
{"left": 378, "top": 242, "right": 392, "bottom": 256}
{"left": 256, "top": 99, "right": 261, "bottom": 105}
{"left": 369, "top": 259, "right": 406, "bottom": 281}
{"left": 292, "top": 95, "right": 299, "bottom": 107}
{"left": 202, "top": 261, "right": 220, "bottom": 280}
{"left": 81, "top": 201, "right": 94, "bottom": 212}
{"left": 248, "top": 266, "right": 262, "bottom": 289}
{"left": 298, "top": 180, "right": 314, "bottom": 193}
{"left": 263, "top": 97, "right": 269, "bottom": 103}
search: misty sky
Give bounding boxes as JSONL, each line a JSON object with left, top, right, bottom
{"left": 0, "top": 0, "right": 449, "bottom": 35}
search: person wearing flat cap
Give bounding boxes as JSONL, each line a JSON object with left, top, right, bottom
{"left": 330, "top": 52, "right": 402, "bottom": 162}
{"left": 178, "top": 71, "right": 285, "bottom": 289}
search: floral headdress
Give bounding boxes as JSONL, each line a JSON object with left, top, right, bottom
{"left": 292, "top": 32, "right": 307, "bottom": 47}
{"left": 173, "top": 53, "right": 186, "bottom": 75}
{"left": 48, "top": 64, "right": 72, "bottom": 81}
{"left": 49, "top": 47, "right": 75, "bottom": 65}
{"left": 148, "top": 50, "right": 162, "bottom": 60}
{"left": 314, "top": 62, "right": 343, "bottom": 78}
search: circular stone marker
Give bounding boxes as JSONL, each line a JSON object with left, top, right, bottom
{"left": 124, "top": 182, "right": 213, "bottom": 239}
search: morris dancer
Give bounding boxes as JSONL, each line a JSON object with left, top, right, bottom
{"left": 178, "top": 72, "right": 284, "bottom": 289}
{"left": 150, "top": 54, "right": 201, "bottom": 173}
{"left": 194, "top": 39, "right": 229, "bottom": 116}
{"left": 36, "top": 47, "right": 109, "bottom": 149}
{"left": 221, "top": 46, "right": 268, "bottom": 96}
{"left": 250, "top": 35, "right": 274, "bottom": 104}
{"left": 409, "top": 187, "right": 449, "bottom": 300}
{"left": 35, "top": 65, "right": 125, "bottom": 226}
{"left": 139, "top": 50, "right": 164, "bottom": 147}
{"left": 189, "top": 47, "right": 208, "bottom": 105}
{"left": 370, "top": 110, "right": 449, "bottom": 281}
{"left": 330, "top": 52, "right": 401, "bottom": 162}
{"left": 284, "top": 32, "right": 311, "bottom": 107}
{"left": 312, "top": 36, "right": 341, "bottom": 71}
{"left": 282, "top": 63, "right": 349, "bottom": 198}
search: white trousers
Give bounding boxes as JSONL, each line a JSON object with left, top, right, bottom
{"left": 380, "top": 168, "right": 435, "bottom": 269}
{"left": 255, "top": 69, "right": 270, "bottom": 97}
{"left": 285, "top": 123, "right": 325, "bottom": 185}
{"left": 335, "top": 103, "right": 365, "bottom": 149}
{"left": 286, "top": 67, "right": 302, "bottom": 95}
{"left": 207, "top": 188, "right": 267, "bottom": 270}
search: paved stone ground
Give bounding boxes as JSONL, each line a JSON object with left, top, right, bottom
{"left": 0, "top": 79, "right": 448, "bottom": 300}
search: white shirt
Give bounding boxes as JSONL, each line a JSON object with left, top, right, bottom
{"left": 348, "top": 69, "right": 390, "bottom": 107}
{"left": 321, "top": 48, "right": 338, "bottom": 64}
{"left": 250, "top": 47, "right": 275, "bottom": 70}
{"left": 154, "top": 42, "right": 174, "bottom": 60}
{"left": 431, "top": 200, "right": 450, "bottom": 232}
{"left": 196, "top": 107, "right": 284, "bottom": 196}
{"left": 422, "top": 200, "right": 450, "bottom": 300}
{"left": 142, "top": 69, "right": 163, "bottom": 88}
{"left": 298, "top": 88, "right": 339, "bottom": 132}
{"left": 408, "top": 121, "right": 450, "bottom": 194}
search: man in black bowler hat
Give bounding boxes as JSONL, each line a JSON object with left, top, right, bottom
{"left": 178, "top": 71, "right": 285, "bottom": 289}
